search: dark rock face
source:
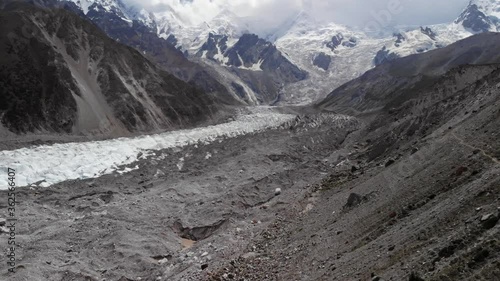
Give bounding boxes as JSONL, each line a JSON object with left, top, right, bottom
{"left": 394, "top": 32, "right": 405, "bottom": 47}
{"left": 326, "top": 33, "right": 344, "bottom": 51}
{"left": 0, "top": 35, "right": 77, "bottom": 133}
{"left": 218, "top": 33, "right": 306, "bottom": 102}
{"left": 416, "top": 47, "right": 428, "bottom": 53}
{"left": 326, "top": 33, "right": 357, "bottom": 51}
{"left": 225, "top": 34, "right": 262, "bottom": 68}
{"left": 313, "top": 52, "right": 332, "bottom": 71}
{"left": 420, "top": 26, "right": 437, "bottom": 40}
{"left": 60, "top": 0, "right": 233, "bottom": 102}
{"left": 165, "top": 34, "right": 179, "bottom": 48}
{"left": 342, "top": 37, "right": 358, "bottom": 48}
{"left": 191, "top": 32, "right": 307, "bottom": 103}
{"left": 31, "top": 1, "right": 224, "bottom": 99}
{"left": 0, "top": 4, "right": 218, "bottom": 134}
{"left": 373, "top": 46, "right": 400, "bottom": 66}
{"left": 455, "top": 4, "right": 493, "bottom": 33}
{"left": 196, "top": 33, "right": 228, "bottom": 62}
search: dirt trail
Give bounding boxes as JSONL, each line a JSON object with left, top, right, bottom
{"left": 451, "top": 132, "right": 500, "bottom": 164}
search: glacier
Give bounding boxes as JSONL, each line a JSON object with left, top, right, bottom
{"left": 0, "top": 108, "right": 295, "bottom": 189}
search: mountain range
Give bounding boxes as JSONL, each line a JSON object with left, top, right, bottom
{"left": 1, "top": 0, "right": 500, "bottom": 136}
{"left": 50, "top": 0, "right": 500, "bottom": 106}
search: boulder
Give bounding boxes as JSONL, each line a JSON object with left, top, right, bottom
{"left": 344, "top": 193, "right": 366, "bottom": 208}
{"left": 480, "top": 213, "right": 499, "bottom": 229}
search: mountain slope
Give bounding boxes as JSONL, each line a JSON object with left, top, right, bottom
{"left": 48, "top": 0, "right": 499, "bottom": 106}
{"left": 20, "top": 0, "right": 500, "bottom": 107}
{"left": 0, "top": 2, "right": 218, "bottom": 135}
{"left": 207, "top": 29, "right": 500, "bottom": 281}
{"left": 29, "top": 0, "right": 236, "bottom": 107}
{"left": 53, "top": 0, "right": 306, "bottom": 105}
{"left": 275, "top": 0, "right": 500, "bottom": 105}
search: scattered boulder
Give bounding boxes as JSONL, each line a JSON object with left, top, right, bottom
{"left": 454, "top": 166, "right": 468, "bottom": 177}
{"left": 201, "top": 264, "right": 209, "bottom": 270}
{"left": 152, "top": 254, "right": 172, "bottom": 265}
{"left": 344, "top": 193, "right": 367, "bottom": 208}
{"left": 0, "top": 218, "right": 6, "bottom": 226}
{"left": 480, "top": 213, "right": 499, "bottom": 229}
{"left": 275, "top": 188, "right": 282, "bottom": 196}
{"left": 409, "top": 272, "right": 425, "bottom": 281}
{"left": 173, "top": 220, "right": 227, "bottom": 241}
{"left": 438, "top": 241, "right": 461, "bottom": 259}
{"left": 99, "top": 191, "right": 114, "bottom": 204}
{"left": 385, "top": 159, "right": 395, "bottom": 167}
{"left": 470, "top": 248, "right": 489, "bottom": 264}
{"left": 371, "top": 273, "right": 386, "bottom": 281}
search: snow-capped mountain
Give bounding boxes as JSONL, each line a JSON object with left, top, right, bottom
{"left": 274, "top": 0, "right": 500, "bottom": 104}
{"left": 159, "top": 9, "right": 249, "bottom": 55}
{"left": 60, "top": 0, "right": 307, "bottom": 104}
{"left": 58, "top": 0, "right": 500, "bottom": 106}
{"left": 67, "top": 0, "right": 156, "bottom": 28}
{"left": 456, "top": 1, "right": 497, "bottom": 33}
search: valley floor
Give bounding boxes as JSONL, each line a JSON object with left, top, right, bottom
{"left": 0, "top": 108, "right": 358, "bottom": 280}
{"left": 0, "top": 96, "right": 499, "bottom": 281}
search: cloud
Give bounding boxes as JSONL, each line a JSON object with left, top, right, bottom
{"left": 317, "top": 0, "right": 471, "bottom": 27}
{"left": 124, "top": 0, "right": 471, "bottom": 33}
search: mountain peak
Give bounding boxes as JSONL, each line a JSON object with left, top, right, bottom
{"left": 455, "top": 2, "right": 494, "bottom": 33}
{"left": 205, "top": 8, "right": 248, "bottom": 37}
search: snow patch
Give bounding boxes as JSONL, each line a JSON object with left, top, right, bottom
{"left": 238, "top": 59, "right": 264, "bottom": 71}
{"left": 176, "top": 157, "right": 185, "bottom": 171}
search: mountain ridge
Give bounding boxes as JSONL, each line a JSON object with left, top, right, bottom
{"left": 0, "top": 2, "right": 220, "bottom": 135}
{"left": 49, "top": 0, "right": 500, "bottom": 105}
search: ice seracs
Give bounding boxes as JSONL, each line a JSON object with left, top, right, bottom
{"left": 0, "top": 108, "right": 297, "bottom": 188}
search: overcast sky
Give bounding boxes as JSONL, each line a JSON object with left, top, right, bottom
{"left": 126, "top": 0, "right": 471, "bottom": 32}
